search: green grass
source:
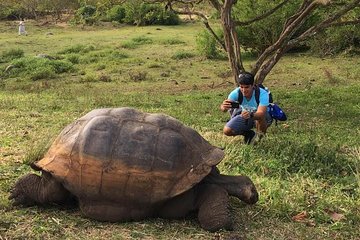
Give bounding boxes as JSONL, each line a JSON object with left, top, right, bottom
{"left": 0, "top": 20, "right": 359, "bottom": 240}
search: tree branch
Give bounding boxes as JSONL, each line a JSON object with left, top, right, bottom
{"left": 255, "top": 0, "right": 360, "bottom": 83}
{"left": 208, "top": 0, "right": 222, "bottom": 12}
{"left": 329, "top": 18, "right": 360, "bottom": 27}
{"left": 234, "top": 0, "right": 291, "bottom": 26}
{"left": 253, "top": 0, "right": 320, "bottom": 75}
{"left": 165, "top": 1, "right": 226, "bottom": 50}
{"left": 287, "top": 0, "right": 360, "bottom": 47}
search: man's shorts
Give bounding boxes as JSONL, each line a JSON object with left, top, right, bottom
{"left": 225, "top": 112, "right": 273, "bottom": 135}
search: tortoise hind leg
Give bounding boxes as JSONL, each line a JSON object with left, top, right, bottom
{"left": 9, "top": 171, "right": 71, "bottom": 206}
{"left": 197, "top": 184, "right": 233, "bottom": 232}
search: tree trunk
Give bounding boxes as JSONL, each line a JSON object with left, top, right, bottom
{"left": 220, "top": 0, "right": 244, "bottom": 84}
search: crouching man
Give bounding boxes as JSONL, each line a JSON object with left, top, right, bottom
{"left": 220, "top": 72, "right": 272, "bottom": 144}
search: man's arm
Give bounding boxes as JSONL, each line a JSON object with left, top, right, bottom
{"left": 252, "top": 105, "right": 267, "bottom": 120}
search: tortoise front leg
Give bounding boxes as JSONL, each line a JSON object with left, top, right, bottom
{"left": 9, "top": 171, "right": 71, "bottom": 206}
{"left": 197, "top": 184, "right": 233, "bottom": 232}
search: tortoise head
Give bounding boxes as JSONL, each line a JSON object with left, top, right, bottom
{"left": 203, "top": 167, "right": 259, "bottom": 204}
{"left": 228, "top": 175, "right": 259, "bottom": 204}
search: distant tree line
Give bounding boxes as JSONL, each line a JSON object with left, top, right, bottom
{"left": 155, "top": 0, "right": 360, "bottom": 83}
{"left": 1, "top": 0, "right": 359, "bottom": 77}
{"left": 0, "top": 0, "right": 180, "bottom": 25}
{"left": 0, "top": 0, "right": 80, "bottom": 20}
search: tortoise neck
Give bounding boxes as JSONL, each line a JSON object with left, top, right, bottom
{"left": 202, "top": 167, "right": 258, "bottom": 204}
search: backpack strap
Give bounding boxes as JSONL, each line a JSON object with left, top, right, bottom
{"left": 237, "top": 88, "right": 243, "bottom": 104}
{"left": 254, "top": 86, "right": 260, "bottom": 106}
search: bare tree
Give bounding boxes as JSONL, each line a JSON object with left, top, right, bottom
{"left": 146, "top": 0, "right": 360, "bottom": 84}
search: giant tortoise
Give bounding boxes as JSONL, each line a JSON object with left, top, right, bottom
{"left": 9, "top": 107, "right": 258, "bottom": 231}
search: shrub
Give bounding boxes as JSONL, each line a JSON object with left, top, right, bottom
{"left": 7, "top": 57, "right": 73, "bottom": 80}
{"left": 58, "top": 44, "right": 96, "bottom": 54}
{"left": 73, "top": 5, "right": 97, "bottom": 25}
{"left": 221, "top": 0, "right": 323, "bottom": 55}
{"left": 66, "top": 54, "right": 80, "bottom": 64}
{"left": 171, "top": 51, "right": 195, "bottom": 60}
{"left": 1, "top": 48, "right": 24, "bottom": 62}
{"left": 49, "top": 60, "right": 74, "bottom": 74}
{"left": 141, "top": 4, "right": 180, "bottom": 25}
{"left": 196, "top": 30, "right": 222, "bottom": 59}
{"left": 81, "top": 73, "right": 97, "bottom": 82}
{"left": 121, "top": 36, "right": 153, "bottom": 49}
{"left": 307, "top": 25, "right": 360, "bottom": 56}
{"left": 123, "top": 2, "right": 180, "bottom": 26}
{"left": 30, "top": 66, "right": 55, "bottom": 81}
{"left": 106, "top": 5, "right": 126, "bottom": 23}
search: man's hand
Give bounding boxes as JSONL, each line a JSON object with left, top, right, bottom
{"left": 241, "top": 110, "right": 251, "bottom": 119}
{"left": 220, "top": 99, "right": 234, "bottom": 112}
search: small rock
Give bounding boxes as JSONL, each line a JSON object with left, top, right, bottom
{"left": 36, "top": 54, "right": 55, "bottom": 60}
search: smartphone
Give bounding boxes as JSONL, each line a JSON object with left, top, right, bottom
{"left": 230, "top": 101, "right": 240, "bottom": 108}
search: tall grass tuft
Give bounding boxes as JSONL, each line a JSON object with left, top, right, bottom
{"left": 121, "top": 36, "right": 153, "bottom": 49}
{"left": 58, "top": 44, "right": 96, "bottom": 54}
{"left": 196, "top": 29, "right": 222, "bottom": 59}
{"left": 7, "top": 57, "right": 74, "bottom": 80}
{"left": 161, "top": 38, "right": 185, "bottom": 45}
{"left": 1, "top": 48, "right": 24, "bottom": 62}
{"left": 348, "top": 147, "right": 360, "bottom": 191}
{"left": 171, "top": 51, "right": 195, "bottom": 60}
{"left": 23, "top": 140, "right": 52, "bottom": 165}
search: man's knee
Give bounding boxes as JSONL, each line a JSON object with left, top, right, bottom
{"left": 223, "top": 126, "right": 236, "bottom": 136}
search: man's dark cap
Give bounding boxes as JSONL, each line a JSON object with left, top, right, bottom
{"left": 237, "top": 72, "right": 254, "bottom": 85}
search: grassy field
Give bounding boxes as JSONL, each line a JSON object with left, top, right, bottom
{"left": 0, "top": 20, "right": 359, "bottom": 240}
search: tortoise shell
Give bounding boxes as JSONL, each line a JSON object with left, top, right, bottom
{"left": 36, "top": 108, "right": 224, "bottom": 205}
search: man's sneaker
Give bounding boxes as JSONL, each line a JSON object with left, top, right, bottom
{"left": 243, "top": 130, "right": 256, "bottom": 144}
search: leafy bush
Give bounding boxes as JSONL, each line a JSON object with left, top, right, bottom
{"left": 49, "top": 60, "right": 73, "bottom": 74}
{"left": 233, "top": 1, "right": 359, "bottom": 56}
{"left": 6, "top": 57, "right": 73, "bottom": 80}
{"left": 1, "top": 48, "right": 25, "bottom": 62}
{"left": 73, "top": 5, "right": 97, "bottom": 25}
{"left": 58, "top": 44, "right": 96, "bottom": 54}
{"left": 0, "top": 6, "right": 28, "bottom": 20}
{"left": 171, "top": 51, "right": 195, "bottom": 60}
{"left": 123, "top": 2, "right": 180, "bottom": 26}
{"left": 30, "top": 66, "right": 55, "bottom": 81}
{"left": 121, "top": 36, "right": 153, "bottom": 49}
{"left": 307, "top": 25, "right": 360, "bottom": 56}
{"left": 66, "top": 54, "right": 80, "bottom": 64}
{"left": 232, "top": 0, "right": 317, "bottom": 54}
{"left": 196, "top": 30, "right": 222, "bottom": 59}
{"left": 106, "top": 5, "right": 126, "bottom": 23}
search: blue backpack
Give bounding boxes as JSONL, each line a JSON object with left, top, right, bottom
{"left": 268, "top": 103, "right": 287, "bottom": 122}
{"left": 237, "top": 84, "right": 287, "bottom": 124}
